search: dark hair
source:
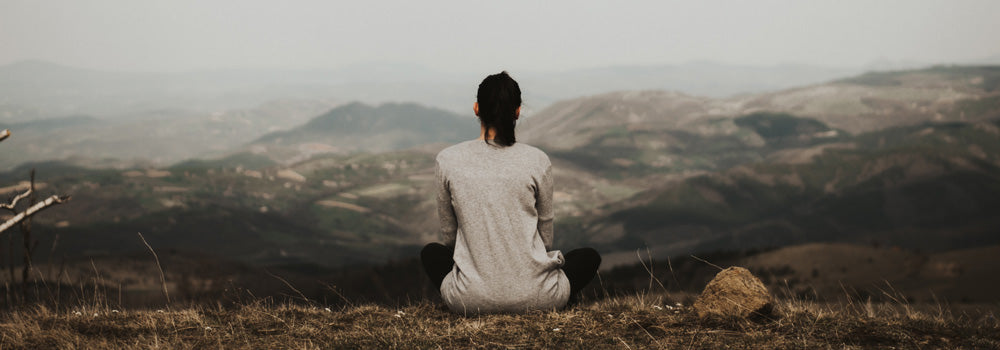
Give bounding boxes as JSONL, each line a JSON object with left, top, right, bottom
{"left": 477, "top": 71, "right": 521, "bottom": 147}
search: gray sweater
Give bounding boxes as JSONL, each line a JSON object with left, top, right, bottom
{"left": 436, "top": 139, "right": 570, "bottom": 314}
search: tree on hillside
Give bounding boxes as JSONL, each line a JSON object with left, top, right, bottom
{"left": 0, "top": 128, "right": 70, "bottom": 288}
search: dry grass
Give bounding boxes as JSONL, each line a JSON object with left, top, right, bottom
{"left": 0, "top": 293, "right": 996, "bottom": 349}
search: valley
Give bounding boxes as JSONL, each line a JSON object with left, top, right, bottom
{"left": 2, "top": 64, "right": 1000, "bottom": 306}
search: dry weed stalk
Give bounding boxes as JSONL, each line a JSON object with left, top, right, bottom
{"left": 265, "top": 270, "right": 311, "bottom": 304}
{"left": 137, "top": 232, "right": 171, "bottom": 306}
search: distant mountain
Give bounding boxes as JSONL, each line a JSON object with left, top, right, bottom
{"left": 0, "top": 60, "right": 117, "bottom": 85}
{"left": 521, "top": 65, "right": 1000, "bottom": 152}
{"left": 0, "top": 114, "right": 103, "bottom": 131}
{"left": 252, "top": 102, "right": 475, "bottom": 161}
{"left": 0, "top": 60, "right": 864, "bottom": 120}
{"left": 860, "top": 58, "right": 932, "bottom": 72}
{"left": 520, "top": 61, "right": 859, "bottom": 104}
{"left": 0, "top": 61, "right": 351, "bottom": 119}
{"left": 973, "top": 53, "right": 1000, "bottom": 65}
{"left": 746, "top": 65, "right": 1000, "bottom": 133}
{"left": 0, "top": 98, "right": 334, "bottom": 171}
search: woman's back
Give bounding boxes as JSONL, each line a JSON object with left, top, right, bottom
{"left": 420, "top": 71, "right": 599, "bottom": 314}
{"left": 435, "top": 140, "right": 569, "bottom": 313}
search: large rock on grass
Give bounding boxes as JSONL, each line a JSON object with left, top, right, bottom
{"left": 694, "top": 266, "right": 774, "bottom": 319}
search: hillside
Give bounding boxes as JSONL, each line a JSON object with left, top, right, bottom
{"left": 522, "top": 65, "right": 1000, "bottom": 144}
{"left": 512, "top": 66, "right": 1000, "bottom": 258}
{"left": 3, "top": 65, "right": 1000, "bottom": 310}
{"left": 520, "top": 66, "right": 1000, "bottom": 180}
{"left": 584, "top": 119, "right": 1000, "bottom": 257}
{"left": 745, "top": 65, "right": 1000, "bottom": 133}
{"left": 1, "top": 142, "right": 642, "bottom": 270}
{"left": 1, "top": 149, "right": 445, "bottom": 269}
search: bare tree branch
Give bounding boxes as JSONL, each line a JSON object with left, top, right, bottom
{"left": 1, "top": 130, "right": 72, "bottom": 295}
{"left": 0, "top": 195, "right": 69, "bottom": 233}
{"left": 1, "top": 188, "right": 32, "bottom": 211}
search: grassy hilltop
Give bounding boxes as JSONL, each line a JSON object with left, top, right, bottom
{"left": 1, "top": 294, "right": 997, "bottom": 349}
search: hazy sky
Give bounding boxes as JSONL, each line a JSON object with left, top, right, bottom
{"left": 2, "top": 0, "right": 999, "bottom": 73}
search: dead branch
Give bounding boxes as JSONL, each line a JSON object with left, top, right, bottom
{"left": 0, "top": 129, "right": 9, "bottom": 143}
{"left": 0, "top": 195, "right": 69, "bottom": 233}
{"left": 1, "top": 188, "right": 32, "bottom": 211}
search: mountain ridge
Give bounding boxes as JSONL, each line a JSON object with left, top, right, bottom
{"left": 250, "top": 101, "right": 474, "bottom": 161}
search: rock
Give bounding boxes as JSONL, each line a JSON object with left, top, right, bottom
{"left": 694, "top": 266, "right": 773, "bottom": 319}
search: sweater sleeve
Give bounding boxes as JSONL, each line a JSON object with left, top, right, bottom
{"left": 536, "top": 161, "right": 555, "bottom": 250}
{"left": 436, "top": 159, "right": 458, "bottom": 246}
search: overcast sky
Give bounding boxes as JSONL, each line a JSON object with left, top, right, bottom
{"left": 1, "top": 0, "right": 998, "bottom": 73}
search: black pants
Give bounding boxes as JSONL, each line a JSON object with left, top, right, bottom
{"left": 421, "top": 243, "right": 602, "bottom": 303}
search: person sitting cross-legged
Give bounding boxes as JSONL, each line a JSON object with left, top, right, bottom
{"left": 420, "top": 71, "right": 601, "bottom": 314}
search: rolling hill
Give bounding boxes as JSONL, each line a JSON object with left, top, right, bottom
{"left": 514, "top": 65, "right": 1000, "bottom": 264}
{"left": 3, "top": 65, "right": 1000, "bottom": 306}
{"left": 596, "top": 120, "right": 1000, "bottom": 255}
{"left": 519, "top": 65, "right": 1000, "bottom": 180}
{"left": 6, "top": 65, "right": 999, "bottom": 264}
{"left": 250, "top": 102, "right": 475, "bottom": 163}
{"left": 522, "top": 65, "right": 1000, "bottom": 144}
